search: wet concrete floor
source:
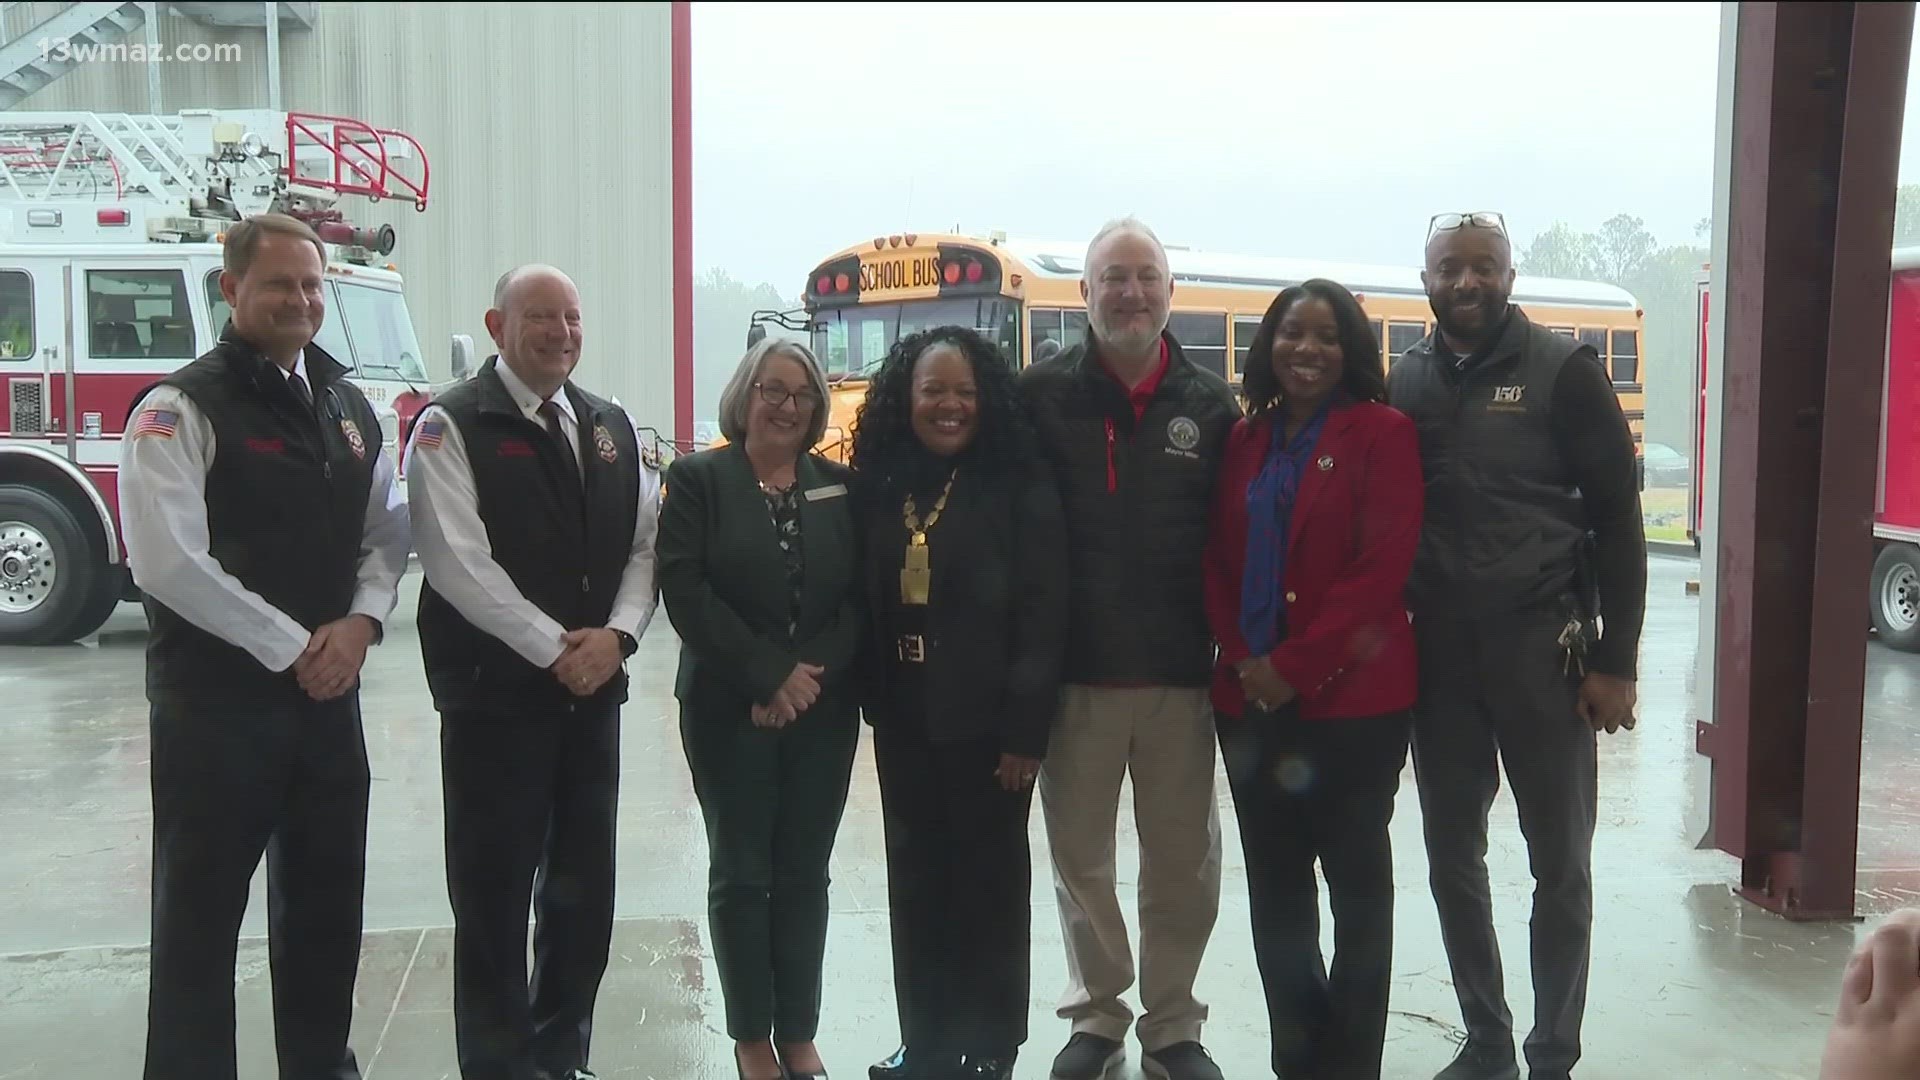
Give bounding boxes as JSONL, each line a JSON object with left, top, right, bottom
{"left": 2, "top": 553, "right": 1915, "bottom": 1078}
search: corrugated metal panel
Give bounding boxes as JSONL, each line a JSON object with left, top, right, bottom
{"left": 11, "top": 1, "right": 677, "bottom": 437}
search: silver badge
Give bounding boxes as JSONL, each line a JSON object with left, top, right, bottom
{"left": 1167, "top": 416, "right": 1200, "bottom": 451}
{"left": 1317, "top": 454, "right": 1334, "bottom": 471}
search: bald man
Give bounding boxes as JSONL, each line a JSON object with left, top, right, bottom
{"left": 406, "top": 265, "right": 662, "bottom": 1080}
{"left": 1389, "top": 214, "right": 1644, "bottom": 1080}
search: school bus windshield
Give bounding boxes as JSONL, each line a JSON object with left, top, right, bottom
{"left": 810, "top": 297, "right": 1021, "bottom": 378}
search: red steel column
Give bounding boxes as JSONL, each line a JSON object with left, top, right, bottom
{"left": 1708, "top": 0, "right": 1912, "bottom": 920}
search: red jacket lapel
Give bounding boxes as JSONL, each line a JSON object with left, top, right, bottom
{"left": 1284, "top": 403, "right": 1357, "bottom": 559}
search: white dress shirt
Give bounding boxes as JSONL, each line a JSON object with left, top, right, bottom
{"left": 119, "top": 351, "right": 413, "bottom": 674}
{"left": 403, "top": 360, "right": 661, "bottom": 670}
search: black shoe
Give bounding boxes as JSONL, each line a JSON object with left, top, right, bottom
{"left": 958, "top": 1051, "right": 1017, "bottom": 1080}
{"left": 1435, "top": 1042, "right": 1520, "bottom": 1080}
{"left": 1142, "top": 1042, "right": 1223, "bottom": 1080}
{"left": 870, "top": 1045, "right": 961, "bottom": 1080}
{"left": 1051, "top": 1033, "right": 1124, "bottom": 1079}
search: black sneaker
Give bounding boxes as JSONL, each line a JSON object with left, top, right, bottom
{"left": 870, "top": 1045, "right": 960, "bottom": 1079}
{"left": 1051, "top": 1033, "right": 1124, "bottom": 1079}
{"left": 1142, "top": 1042, "right": 1222, "bottom": 1080}
{"left": 1435, "top": 1042, "right": 1520, "bottom": 1080}
{"left": 958, "top": 1051, "right": 1017, "bottom": 1079}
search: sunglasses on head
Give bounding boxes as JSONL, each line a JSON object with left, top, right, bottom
{"left": 1427, "top": 211, "right": 1508, "bottom": 240}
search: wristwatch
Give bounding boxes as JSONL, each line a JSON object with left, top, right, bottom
{"left": 611, "top": 629, "right": 639, "bottom": 658}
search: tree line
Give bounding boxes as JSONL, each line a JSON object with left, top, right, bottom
{"left": 1515, "top": 184, "right": 1920, "bottom": 457}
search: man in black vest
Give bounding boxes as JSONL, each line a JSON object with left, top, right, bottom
{"left": 120, "top": 212, "right": 411, "bottom": 1080}
{"left": 406, "top": 264, "right": 660, "bottom": 1080}
{"left": 1388, "top": 212, "right": 1645, "bottom": 1080}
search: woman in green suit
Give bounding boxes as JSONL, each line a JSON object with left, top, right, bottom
{"left": 657, "top": 337, "right": 863, "bottom": 1080}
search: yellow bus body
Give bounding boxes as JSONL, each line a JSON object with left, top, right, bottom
{"left": 750, "top": 232, "right": 1647, "bottom": 466}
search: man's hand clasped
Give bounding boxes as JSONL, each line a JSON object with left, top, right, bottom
{"left": 752, "top": 662, "right": 825, "bottom": 729}
{"left": 550, "top": 627, "right": 625, "bottom": 698}
{"left": 293, "top": 614, "right": 378, "bottom": 702}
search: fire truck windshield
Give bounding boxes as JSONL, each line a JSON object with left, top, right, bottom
{"left": 334, "top": 281, "right": 427, "bottom": 385}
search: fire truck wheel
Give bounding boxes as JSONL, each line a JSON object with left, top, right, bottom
{"left": 1871, "top": 543, "right": 1920, "bottom": 653}
{"left": 0, "top": 484, "right": 104, "bottom": 646}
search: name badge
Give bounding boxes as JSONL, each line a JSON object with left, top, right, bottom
{"left": 805, "top": 483, "right": 848, "bottom": 501}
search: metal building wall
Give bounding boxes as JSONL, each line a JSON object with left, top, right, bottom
{"left": 9, "top": 1, "right": 681, "bottom": 439}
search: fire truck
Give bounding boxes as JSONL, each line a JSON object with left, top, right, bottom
{"left": 1691, "top": 251, "right": 1920, "bottom": 650}
{"left": 0, "top": 108, "right": 432, "bottom": 646}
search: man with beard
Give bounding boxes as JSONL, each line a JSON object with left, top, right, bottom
{"left": 1017, "top": 217, "right": 1240, "bottom": 1080}
{"left": 1387, "top": 212, "right": 1645, "bottom": 1080}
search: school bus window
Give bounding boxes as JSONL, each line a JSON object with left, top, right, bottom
{"left": 1368, "top": 318, "right": 1384, "bottom": 362}
{"left": 0, "top": 271, "right": 33, "bottom": 361}
{"left": 1029, "top": 307, "right": 1059, "bottom": 349}
{"left": 1578, "top": 327, "right": 1607, "bottom": 356}
{"left": 1062, "top": 310, "right": 1088, "bottom": 351}
{"left": 89, "top": 269, "right": 192, "bottom": 359}
{"left": 1168, "top": 312, "right": 1228, "bottom": 380}
{"left": 1611, "top": 329, "right": 1640, "bottom": 384}
{"left": 1031, "top": 308, "right": 1063, "bottom": 361}
{"left": 1550, "top": 325, "right": 1577, "bottom": 339}
{"left": 1387, "top": 321, "right": 1425, "bottom": 366}
{"left": 1232, "top": 315, "right": 1263, "bottom": 376}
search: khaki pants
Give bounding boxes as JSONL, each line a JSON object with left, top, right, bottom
{"left": 1039, "top": 684, "right": 1223, "bottom": 1051}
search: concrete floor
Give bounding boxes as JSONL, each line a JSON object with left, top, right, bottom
{"left": 2, "top": 553, "right": 1914, "bottom": 1079}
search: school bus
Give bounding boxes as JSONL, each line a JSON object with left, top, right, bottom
{"left": 748, "top": 231, "right": 1648, "bottom": 467}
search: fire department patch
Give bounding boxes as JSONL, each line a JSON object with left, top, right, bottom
{"left": 593, "top": 423, "right": 618, "bottom": 463}
{"left": 340, "top": 417, "right": 366, "bottom": 460}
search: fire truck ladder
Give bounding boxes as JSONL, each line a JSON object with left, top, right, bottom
{"left": 0, "top": 111, "right": 211, "bottom": 209}
{"left": 0, "top": 109, "right": 429, "bottom": 227}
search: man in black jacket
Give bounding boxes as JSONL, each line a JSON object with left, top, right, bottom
{"left": 1389, "top": 212, "right": 1645, "bottom": 1080}
{"left": 1018, "top": 217, "right": 1240, "bottom": 1080}
{"left": 405, "top": 264, "right": 660, "bottom": 1080}
{"left": 120, "top": 212, "right": 410, "bottom": 1080}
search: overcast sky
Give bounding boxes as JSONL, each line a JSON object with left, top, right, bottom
{"left": 691, "top": 1, "right": 1920, "bottom": 295}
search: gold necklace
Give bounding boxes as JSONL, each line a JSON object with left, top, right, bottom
{"left": 899, "top": 470, "right": 955, "bottom": 606}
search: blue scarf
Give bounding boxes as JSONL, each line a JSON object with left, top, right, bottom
{"left": 1240, "top": 399, "right": 1335, "bottom": 656}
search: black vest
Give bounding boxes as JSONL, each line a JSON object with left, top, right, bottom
{"left": 1387, "top": 308, "right": 1590, "bottom": 621}
{"left": 141, "top": 329, "right": 381, "bottom": 702}
{"left": 415, "top": 357, "right": 644, "bottom": 714}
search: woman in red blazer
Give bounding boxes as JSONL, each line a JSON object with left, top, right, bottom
{"left": 1203, "top": 277, "right": 1423, "bottom": 1080}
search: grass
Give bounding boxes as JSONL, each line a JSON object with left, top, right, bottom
{"left": 1643, "top": 486, "right": 1691, "bottom": 544}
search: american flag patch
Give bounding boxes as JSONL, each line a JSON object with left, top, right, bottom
{"left": 414, "top": 420, "right": 445, "bottom": 450}
{"left": 130, "top": 409, "right": 178, "bottom": 439}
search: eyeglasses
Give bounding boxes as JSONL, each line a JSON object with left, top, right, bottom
{"left": 754, "top": 382, "right": 820, "bottom": 410}
{"left": 1427, "top": 211, "right": 1508, "bottom": 241}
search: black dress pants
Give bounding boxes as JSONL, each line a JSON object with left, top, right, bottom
{"left": 1215, "top": 704, "right": 1411, "bottom": 1080}
{"left": 680, "top": 698, "right": 859, "bottom": 1043}
{"left": 1409, "top": 615, "right": 1597, "bottom": 1077}
{"left": 874, "top": 728, "right": 1035, "bottom": 1057}
{"left": 441, "top": 698, "right": 621, "bottom": 1080}
{"left": 143, "top": 691, "right": 371, "bottom": 1080}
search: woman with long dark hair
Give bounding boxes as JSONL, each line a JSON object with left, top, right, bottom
{"left": 1203, "top": 278, "right": 1424, "bottom": 1079}
{"left": 848, "top": 326, "right": 1069, "bottom": 1080}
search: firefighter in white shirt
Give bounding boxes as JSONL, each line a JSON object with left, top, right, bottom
{"left": 405, "top": 263, "right": 660, "bottom": 1080}
{"left": 119, "top": 212, "right": 410, "bottom": 1080}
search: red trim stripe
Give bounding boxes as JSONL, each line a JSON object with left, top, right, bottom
{"left": 671, "top": 1, "right": 694, "bottom": 448}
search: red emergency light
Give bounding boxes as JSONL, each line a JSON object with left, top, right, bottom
{"left": 97, "top": 208, "right": 129, "bottom": 227}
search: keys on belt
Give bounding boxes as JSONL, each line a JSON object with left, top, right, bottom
{"left": 896, "top": 633, "right": 926, "bottom": 663}
{"left": 1558, "top": 616, "right": 1589, "bottom": 678}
